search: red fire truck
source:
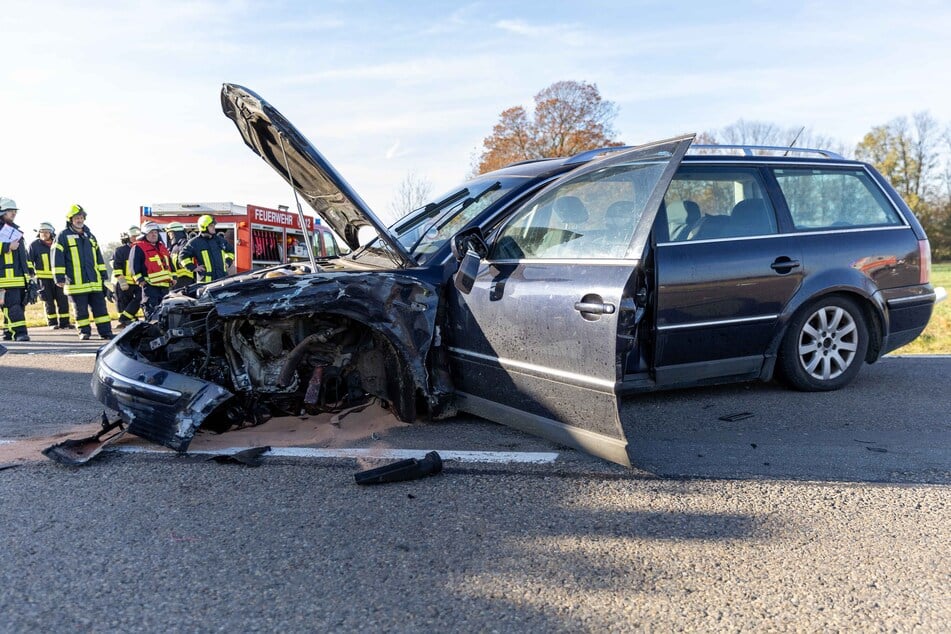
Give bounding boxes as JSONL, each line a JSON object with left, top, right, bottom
{"left": 139, "top": 202, "right": 343, "bottom": 273}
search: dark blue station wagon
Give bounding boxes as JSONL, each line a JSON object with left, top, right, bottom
{"left": 91, "top": 85, "right": 943, "bottom": 466}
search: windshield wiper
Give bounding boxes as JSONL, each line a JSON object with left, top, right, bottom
{"left": 407, "top": 182, "right": 501, "bottom": 254}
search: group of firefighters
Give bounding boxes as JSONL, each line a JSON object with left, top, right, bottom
{"left": 0, "top": 196, "right": 234, "bottom": 352}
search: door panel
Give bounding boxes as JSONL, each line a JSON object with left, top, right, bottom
{"left": 448, "top": 261, "right": 640, "bottom": 466}
{"left": 654, "top": 235, "right": 803, "bottom": 383}
{"left": 446, "top": 136, "right": 695, "bottom": 466}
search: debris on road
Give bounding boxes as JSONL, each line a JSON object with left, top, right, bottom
{"left": 41, "top": 413, "right": 125, "bottom": 466}
{"left": 354, "top": 451, "right": 443, "bottom": 485}
{"left": 208, "top": 446, "right": 271, "bottom": 466}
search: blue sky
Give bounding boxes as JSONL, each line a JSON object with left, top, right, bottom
{"left": 2, "top": 0, "right": 950, "bottom": 240}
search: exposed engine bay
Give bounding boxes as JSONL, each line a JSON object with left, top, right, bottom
{"left": 95, "top": 269, "right": 454, "bottom": 452}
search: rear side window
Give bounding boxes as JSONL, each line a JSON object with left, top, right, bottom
{"left": 662, "top": 167, "right": 778, "bottom": 242}
{"left": 773, "top": 167, "right": 903, "bottom": 230}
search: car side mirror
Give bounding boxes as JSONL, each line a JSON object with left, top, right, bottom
{"left": 451, "top": 229, "right": 488, "bottom": 262}
{"left": 454, "top": 249, "right": 481, "bottom": 295}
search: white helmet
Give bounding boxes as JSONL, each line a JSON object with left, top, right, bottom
{"left": 141, "top": 221, "right": 162, "bottom": 234}
{"left": 0, "top": 197, "right": 17, "bottom": 213}
{"left": 37, "top": 222, "right": 56, "bottom": 234}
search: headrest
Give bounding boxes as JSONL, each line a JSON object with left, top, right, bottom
{"left": 731, "top": 198, "right": 772, "bottom": 233}
{"left": 731, "top": 198, "right": 767, "bottom": 219}
{"left": 552, "top": 196, "right": 589, "bottom": 224}
{"left": 682, "top": 199, "right": 701, "bottom": 223}
{"left": 605, "top": 201, "right": 633, "bottom": 219}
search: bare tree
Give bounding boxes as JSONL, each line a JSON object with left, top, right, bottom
{"left": 388, "top": 171, "right": 434, "bottom": 222}
{"left": 701, "top": 119, "right": 848, "bottom": 157}
{"left": 475, "top": 81, "right": 623, "bottom": 174}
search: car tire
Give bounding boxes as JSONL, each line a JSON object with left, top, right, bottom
{"left": 779, "top": 295, "right": 869, "bottom": 392}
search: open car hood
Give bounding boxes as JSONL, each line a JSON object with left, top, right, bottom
{"left": 221, "top": 83, "right": 414, "bottom": 267}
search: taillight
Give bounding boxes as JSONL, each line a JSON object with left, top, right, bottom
{"left": 918, "top": 239, "right": 931, "bottom": 285}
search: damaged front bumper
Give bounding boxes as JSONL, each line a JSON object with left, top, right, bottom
{"left": 90, "top": 271, "right": 453, "bottom": 454}
{"left": 91, "top": 323, "right": 234, "bottom": 452}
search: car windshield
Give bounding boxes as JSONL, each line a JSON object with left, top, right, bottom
{"left": 386, "top": 176, "right": 522, "bottom": 262}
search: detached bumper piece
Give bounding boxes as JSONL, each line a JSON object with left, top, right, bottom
{"left": 42, "top": 413, "right": 126, "bottom": 466}
{"left": 91, "top": 335, "right": 234, "bottom": 452}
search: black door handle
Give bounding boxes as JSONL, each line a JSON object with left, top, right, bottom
{"left": 770, "top": 257, "right": 801, "bottom": 273}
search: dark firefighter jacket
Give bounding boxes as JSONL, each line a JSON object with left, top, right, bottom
{"left": 111, "top": 242, "right": 133, "bottom": 283}
{"left": 179, "top": 233, "right": 234, "bottom": 283}
{"left": 28, "top": 238, "right": 55, "bottom": 280}
{"left": 168, "top": 233, "right": 193, "bottom": 281}
{"left": 130, "top": 238, "right": 173, "bottom": 287}
{"left": 0, "top": 221, "right": 31, "bottom": 289}
{"left": 53, "top": 224, "right": 108, "bottom": 295}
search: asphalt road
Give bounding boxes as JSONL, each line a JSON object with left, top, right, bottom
{"left": 0, "top": 331, "right": 948, "bottom": 631}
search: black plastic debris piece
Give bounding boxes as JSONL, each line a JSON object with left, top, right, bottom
{"left": 718, "top": 412, "right": 754, "bottom": 422}
{"left": 0, "top": 463, "right": 19, "bottom": 471}
{"left": 209, "top": 446, "right": 271, "bottom": 467}
{"left": 865, "top": 446, "right": 888, "bottom": 453}
{"left": 354, "top": 451, "right": 443, "bottom": 485}
{"left": 42, "top": 412, "right": 126, "bottom": 466}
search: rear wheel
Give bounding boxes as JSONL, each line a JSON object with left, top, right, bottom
{"left": 780, "top": 296, "right": 868, "bottom": 391}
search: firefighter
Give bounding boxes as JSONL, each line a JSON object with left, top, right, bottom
{"left": 165, "top": 221, "right": 193, "bottom": 289}
{"left": 112, "top": 225, "right": 142, "bottom": 329}
{"left": 0, "top": 198, "right": 34, "bottom": 341}
{"left": 179, "top": 215, "right": 234, "bottom": 283}
{"left": 28, "top": 222, "right": 71, "bottom": 329}
{"left": 130, "top": 221, "right": 173, "bottom": 318}
{"left": 53, "top": 204, "right": 114, "bottom": 341}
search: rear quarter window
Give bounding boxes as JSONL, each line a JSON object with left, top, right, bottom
{"left": 773, "top": 167, "right": 903, "bottom": 230}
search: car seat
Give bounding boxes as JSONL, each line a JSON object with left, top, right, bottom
{"left": 539, "top": 196, "right": 589, "bottom": 256}
{"left": 671, "top": 199, "right": 701, "bottom": 240}
{"left": 730, "top": 198, "right": 775, "bottom": 236}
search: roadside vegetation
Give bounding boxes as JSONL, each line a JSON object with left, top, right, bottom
{"left": 895, "top": 262, "right": 951, "bottom": 354}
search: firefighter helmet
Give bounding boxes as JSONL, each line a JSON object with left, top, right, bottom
{"left": 197, "top": 214, "right": 216, "bottom": 232}
{"left": 141, "top": 221, "right": 162, "bottom": 235}
{"left": 0, "top": 197, "right": 18, "bottom": 212}
{"left": 66, "top": 204, "right": 86, "bottom": 220}
{"left": 166, "top": 221, "right": 185, "bottom": 232}
{"left": 128, "top": 225, "right": 141, "bottom": 237}
{"left": 37, "top": 222, "right": 55, "bottom": 234}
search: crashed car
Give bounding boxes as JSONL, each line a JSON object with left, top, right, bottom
{"left": 91, "top": 83, "right": 943, "bottom": 467}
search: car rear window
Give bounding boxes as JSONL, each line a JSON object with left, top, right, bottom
{"left": 773, "top": 167, "right": 903, "bottom": 230}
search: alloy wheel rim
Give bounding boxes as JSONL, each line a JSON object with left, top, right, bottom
{"left": 797, "top": 306, "right": 858, "bottom": 381}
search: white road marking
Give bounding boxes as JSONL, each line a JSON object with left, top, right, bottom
{"left": 113, "top": 445, "right": 560, "bottom": 464}
{"left": 0, "top": 440, "right": 15, "bottom": 445}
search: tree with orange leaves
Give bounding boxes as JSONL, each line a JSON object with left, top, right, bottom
{"left": 475, "top": 81, "right": 623, "bottom": 174}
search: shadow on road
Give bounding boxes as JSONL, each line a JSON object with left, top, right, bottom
{"left": 620, "top": 357, "right": 951, "bottom": 484}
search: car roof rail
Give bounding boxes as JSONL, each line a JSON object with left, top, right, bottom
{"left": 563, "top": 145, "right": 635, "bottom": 165}
{"left": 503, "top": 157, "right": 554, "bottom": 168}
{"left": 688, "top": 144, "right": 845, "bottom": 159}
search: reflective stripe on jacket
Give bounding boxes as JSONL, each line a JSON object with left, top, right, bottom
{"left": 179, "top": 233, "right": 234, "bottom": 283}
{"left": 131, "top": 238, "right": 173, "bottom": 287}
{"left": 169, "top": 239, "right": 193, "bottom": 280}
{"left": 0, "top": 221, "right": 30, "bottom": 289}
{"left": 28, "top": 238, "right": 55, "bottom": 280}
{"left": 111, "top": 243, "right": 132, "bottom": 282}
{"left": 53, "top": 224, "right": 108, "bottom": 295}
